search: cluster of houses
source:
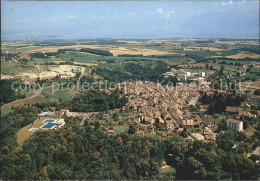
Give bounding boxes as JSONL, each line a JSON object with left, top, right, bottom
{"left": 163, "top": 68, "right": 206, "bottom": 81}
{"left": 114, "top": 81, "right": 217, "bottom": 140}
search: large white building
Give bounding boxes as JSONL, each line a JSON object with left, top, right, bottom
{"left": 226, "top": 118, "right": 243, "bottom": 132}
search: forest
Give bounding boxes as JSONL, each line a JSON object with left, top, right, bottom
{"left": 199, "top": 92, "right": 245, "bottom": 114}
{"left": 1, "top": 109, "right": 259, "bottom": 180}
{"left": 95, "top": 61, "right": 168, "bottom": 83}
{"left": 0, "top": 79, "right": 26, "bottom": 105}
{"left": 62, "top": 90, "right": 128, "bottom": 112}
{"left": 79, "top": 48, "right": 113, "bottom": 56}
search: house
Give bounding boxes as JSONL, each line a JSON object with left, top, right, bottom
{"left": 204, "top": 127, "right": 216, "bottom": 140}
{"left": 241, "top": 103, "right": 250, "bottom": 109}
{"left": 54, "top": 111, "right": 64, "bottom": 118}
{"left": 204, "top": 134, "right": 216, "bottom": 141}
{"left": 257, "top": 111, "right": 260, "bottom": 118}
{"left": 161, "top": 110, "right": 171, "bottom": 120}
{"left": 199, "top": 72, "right": 206, "bottom": 78}
{"left": 217, "top": 90, "right": 226, "bottom": 94}
{"left": 107, "top": 130, "right": 115, "bottom": 135}
{"left": 201, "top": 115, "right": 212, "bottom": 127}
{"left": 239, "top": 111, "right": 255, "bottom": 118}
{"left": 226, "top": 106, "right": 239, "bottom": 114}
{"left": 177, "top": 73, "right": 187, "bottom": 81}
{"left": 60, "top": 109, "right": 69, "bottom": 115}
{"left": 165, "top": 120, "right": 176, "bottom": 130}
{"left": 170, "top": 68, "right": 178, "bottom": 73}
{"left": 140, "top": 116, "right": 155, "bottom": 124}
{"left": 158, "top": 117, "right": 165, "bottom": 124}
{"left": 181, "top": 119, "right": 199, "bottom": 128}
{"left": 163, "top": 72, "right": 174, "bottom": 78}
{"left": 135, "top": 130, "right": 145, "bottom": 136}
{"left": 226, "top": 118, "right": 243, "bottom": 132}
{"left": 38, "top": 112, "right": 55, "bottom": 117}
{"left": 190, "top": 133, "right": 204, "bottom": 140}
{"left": 192, "top": 114, "right": 202, "bottom": 123}
{"left": 249, "top": 95, "right": 260, "bottom": 104}
{"left": 251, "top": 147, "right": 260, "bottom": 162}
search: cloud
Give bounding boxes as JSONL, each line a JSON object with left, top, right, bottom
{"left": 222, "top": 0, "right": 233, "bottom": 6}
{"left": 156, "top": 8, "right": 163, "bottom": 14}
{"left": 51, "top": 15, "right": 77, "bottom": 20}
{"left": 154, "top": 8, "right": 174, "bottom": 19}
{"left": 238, "top": 0, "right": 246, "bottom": 5}
{"left": 214, "top": 0, "right": 233, "bottom": 6}
{"left": 166, "top": 13, "right": 171, "bottom": 19}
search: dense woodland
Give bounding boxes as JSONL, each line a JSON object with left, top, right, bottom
{"left": 63, "top": 90, "right": 128, "bottom": 112}
{"left": 0, "top": 79, "right": 26, "bottom": 105}
{"left": 79, "top": 48, "right": 113, "bottom": 56}
{"left": 1, "top": 108, "right": 259, "bottom": 180}
{"left": 95, "top": 61, "right": 169, "bottom": 82}
{"left": 200, "top": 92, "right": 245, "bottom": 114}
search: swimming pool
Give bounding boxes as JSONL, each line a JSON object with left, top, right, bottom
{"left": 42, "top": 123, "right": 61, "bottom": 129}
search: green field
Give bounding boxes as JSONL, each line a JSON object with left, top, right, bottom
{"left": 41, "top": 88, "right": 75, "bottom": 100}
{"left": 1, "top": 62, "right": 35, "bottom": 74}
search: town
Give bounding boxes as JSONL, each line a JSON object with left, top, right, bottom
{"left": 1, "top": 0, "right": 260, "bottom": 179}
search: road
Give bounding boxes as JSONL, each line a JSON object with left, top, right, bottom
{"left": 1, "top": 86, "right": 47, "bottom": 110}
{"left": 205, "top": 69, "right": 220, "bottom": 81}
{"left": 76, "top": 67, "right": 85, "bottom": 86}
{"left": 1, "top": 67, "right": 86, "bottom": 110}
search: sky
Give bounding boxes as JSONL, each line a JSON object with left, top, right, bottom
{"left": 1, "top": 0, "right": 259, "bottom": 40}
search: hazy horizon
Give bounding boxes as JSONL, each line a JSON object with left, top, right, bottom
{"left": 1, "top": 0, "right": 259, "bottom": 40}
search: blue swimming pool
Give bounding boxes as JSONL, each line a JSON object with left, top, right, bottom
{"left": 43, "top": 123, "right": 61, "bottom": 129}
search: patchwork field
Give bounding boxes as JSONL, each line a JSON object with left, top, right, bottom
{"left": 226, "top": 53, "right": 260, "bottom": 59}
{"left": 106, "top": 46, "right": 177, "bottom": 56}
{"left": 184, "top": 47, "right": 227, "bottom": 51}
{"left": 53, "top": 61, "right": 98, "bottom": 66}
{"left": 1, "top": 62, "right": 35, "bottom": 74}
{"left": 240, "top": 81, "right": 260, "bottom": 92}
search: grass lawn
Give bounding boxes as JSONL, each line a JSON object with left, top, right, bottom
{"left": 17, "top": 117, "right": 46, "bottom": 147}
{"left": 207, "top": 113, "right": 227, "bottom": 131}
{"left": 114, "top": 125, "right": 128, "bottom": 133}
{"left": 1, "top": 107, "right": 14, "bottom": 117}
{"left": 41, "top": 88, "right": 74, "bottom": 100}
{"left": 245, "top": 127, "right": 257, "bottom": 137}
{"left": 160, "top": 166, "right": 176, "bottom": 173}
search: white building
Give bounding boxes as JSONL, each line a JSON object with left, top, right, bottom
{"left": 177, "top": 73, "right": 187, "bottom": 81}
{"left": 185, "top": 72, "right": 191, "bottom": 77}
{"left": 180, "top": 71, "right": 191, "bottom": 77}
{"left": 226, "top": 118, "right": 243, "bottom": 132}
{"left": 162, "top": 72, "right": 174, "bottom": 78}
{"left": 199, "top": 72, "right": 206, "bottom": 77}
